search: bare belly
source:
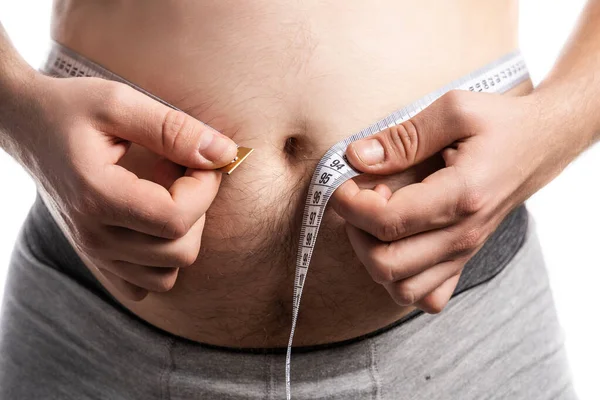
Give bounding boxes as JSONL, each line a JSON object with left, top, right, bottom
{"left": 51, "top": 0, "right": 531, "bottom": 348}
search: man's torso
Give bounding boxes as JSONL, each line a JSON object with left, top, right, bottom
{"left": 50, "top": 0, "right": 531, "bottom": 348}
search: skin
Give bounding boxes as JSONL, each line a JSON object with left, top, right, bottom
{"left": 0, "top": 0, "right": 599, "bottom": 348}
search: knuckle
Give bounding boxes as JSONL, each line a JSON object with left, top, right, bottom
{"left": 170, "top": 249, "right": 199, "bottom": 269}
{"left": 391, "top": 281, "right": 416, "bottom": 305}
{"left": 161, "top": 109, "right": 194, "bottom": 156}
{"left": 152, "top": 270, "right": 179, "bottom": 292}
{"left": 387, "top": 120, "right": 419, "bottom": 163}
{"left": 456, "top": 186, "right": 486, "bottom": 216}
{"left": 442, "top": 90, "right": 467, "bottom": 113}
{"left": 335, "top": 198, "right": 352, "bottom": 220}
{"left": 441, "top": 90, "right": 476, "bottom": 130}
{"left": 125, "top": 287, "right": 149, "bottom": 302}
{"left": 369, "top": 250, "right": 395, "bottom": 284}
{"left": 441, "top": 89, "right": 466, "bottom": 107}
{"left": 105, "top": 81, "right": 132, "bottom": 105}
{"left": 375, "top": 214, "right": 407, "bottom": 242}
{"left": 99, "top": 82, "right": 133, "bottom": 119}
{"left": 160, "top": 215, "right": 189, "bottom": 239}
{"left": 425, "top": 299, "right": 447, "bottom": 314}
{"left": 452, "top": 226, "right": 483, "bottom": 255}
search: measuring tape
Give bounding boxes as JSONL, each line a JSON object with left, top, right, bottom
{"left": 42, "top": 41, "right": 529, "bottom": 399}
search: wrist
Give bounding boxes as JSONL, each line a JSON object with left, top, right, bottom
{"left": 531, "top": 78, "right": 600, "bottom": 151}
{"left": 527, "top": 83, "right": 595, "bottom": 161}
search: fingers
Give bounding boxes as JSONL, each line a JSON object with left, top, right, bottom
{"left": 98, "top": 268, "right": 149, "bottom": 302}
{"left": 383, "top": 262, "right": 462, "bottom": 307}
{"left": 372, "top": 183, "right": 393, "bottom": 200}
{"left": 102, "top": 262, "right": 180, "bottom": 294}
{"left": 90, "top": 207, "right": 204, "bottom": 302}
{"left": 345, "top": 220, "right": 469, "bottom": 313}
{"left": 415, "top": 274, "right": 461, "bottom": 314}
{"left": 93, "top": 216, "right": 204, "bottom": 300}
{"left": 89, "top": 165, "right": 220, "bottom": 239}
{"left": 73, "top": 82, "right": 232, "bottom": 240}
{"left": 345, "top": 222, "right": 466, "bottom": 284}
{"left": 345, "top": 90, "right": 478, "bottom": 174}
{"left": 102, "top": 214, "right": 205, "bottom": 268}
{"left": 333, "top": 166, "right": 470, "bottom": 241}
{"left": 96, "top": 82, "right": 238, "bottom": 169}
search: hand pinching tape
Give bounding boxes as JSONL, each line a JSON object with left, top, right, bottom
{"left": 285, "top": 51, "right": 529, "bottom": 399}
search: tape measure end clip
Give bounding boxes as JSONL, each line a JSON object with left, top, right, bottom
{"left": 217, "top": 147, "right": 254, "bottom": 175}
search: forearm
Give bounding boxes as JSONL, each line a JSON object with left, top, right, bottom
{"left": 533, "top": 0, "right": 600, "bottom": 151}
{"left": 0, "top": 22, "right": 39, "bottom": 160}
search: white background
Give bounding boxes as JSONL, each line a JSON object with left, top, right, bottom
{"left": 1, "top": 1, "right": 599, "bottom": 398}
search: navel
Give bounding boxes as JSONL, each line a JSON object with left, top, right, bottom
{"left": 283, "top": 136, "right": 302, "bottom": 158}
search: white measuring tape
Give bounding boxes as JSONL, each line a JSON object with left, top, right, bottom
{"left": 43, "top": 41, "right": 529, "bottom": 399}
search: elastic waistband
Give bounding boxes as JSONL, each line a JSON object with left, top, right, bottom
{"left": 24, "top": 193, "right": 529, "bottom": 354}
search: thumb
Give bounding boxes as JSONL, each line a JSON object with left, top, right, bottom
{"left": 345, "top": 90, "right": 473, "bottom": 175}
{"left": 102, "top": 83, "right": 238, "bottom": 169}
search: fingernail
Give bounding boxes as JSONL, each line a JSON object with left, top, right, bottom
{"left": 199, "top": 132, "right": 236, "bottom": 163}
{"left": 353, "top": 139, "right": 384, "bottom": 166}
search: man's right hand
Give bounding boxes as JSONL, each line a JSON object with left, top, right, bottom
{"left": 4, "top": 71, "right": 238, "bottom": 301}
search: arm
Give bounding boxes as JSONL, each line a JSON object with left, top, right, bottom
{"left": 0, "top": 23, "right": 37, "bottom": 162}
{"left": 535, "top": 0, "right": 600, "bottom": 149}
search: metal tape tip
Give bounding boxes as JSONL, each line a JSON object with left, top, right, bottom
{"left": 217, "top": 147, "right": 254, "bottom": 175}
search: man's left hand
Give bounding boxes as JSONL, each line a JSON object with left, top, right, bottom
{"left": 330, "top": 89, "right": 577, "bottom": 314}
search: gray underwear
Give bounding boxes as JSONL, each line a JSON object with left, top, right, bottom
{"left": 0, "top": 203, "right": 576, "bottom": 399}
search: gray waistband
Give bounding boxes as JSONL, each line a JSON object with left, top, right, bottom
{"left": 26, "top": 195, "right": 529, "bottom": 353}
